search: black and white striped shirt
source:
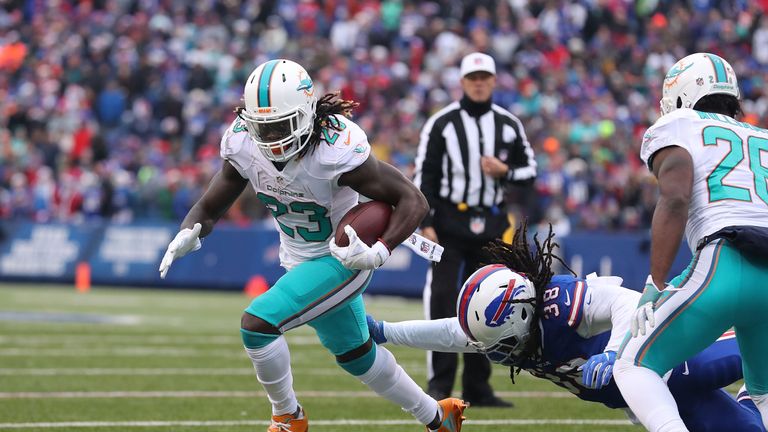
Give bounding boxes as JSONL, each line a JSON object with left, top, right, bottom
{"left": 414, "top": 100, "right": 536, "bottom": 223}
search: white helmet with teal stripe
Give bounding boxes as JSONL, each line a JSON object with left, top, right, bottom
{"left": 239, "top": 59, "right": 318, "bottom": 162}
{"left": 660, "top": 52, "right": 740, "bottom": 116}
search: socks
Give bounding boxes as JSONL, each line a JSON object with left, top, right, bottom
{"left": 751, "top": 392, "right": 768, "bottom": 430}
{"left": 613, "top": 358, "right": 689, "bottom": 432}
{"left": 244, "top": 335, "right": 298, "bottom": 416}
{"left": 356, "top": 345, "right": 440, "bottom": 425}
{"left": 427, "top": 407, "right": 443, "bottom": 431}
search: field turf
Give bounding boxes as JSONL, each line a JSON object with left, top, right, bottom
{"left": 0, "top": 283, "right": 669, "bottom": 431}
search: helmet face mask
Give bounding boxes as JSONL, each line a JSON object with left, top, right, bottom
{"left": 457, "top": 264, "right": 537, "bottom": 366}
{"left": 659, "top": 52, "right": 739, "bottom": 116}
{"left": 239, "top": 59, "right": 318, "bottom": 162}
{"left": 251, "top": 117, "right": 295, "bottom": 143}
{"left": 478, "top": 333, "right": 530, "bottom": 366}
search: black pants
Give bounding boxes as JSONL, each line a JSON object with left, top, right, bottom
{"left": 426, "top": 231, "right": 494, "bottom": 400}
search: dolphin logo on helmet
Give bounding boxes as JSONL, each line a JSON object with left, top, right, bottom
{"left": 296, "top": 71, "right": 314, "bottom": 97}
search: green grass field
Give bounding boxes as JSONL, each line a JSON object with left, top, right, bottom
{"left": 0, "top": 283, "right": 647, "bottom": 432}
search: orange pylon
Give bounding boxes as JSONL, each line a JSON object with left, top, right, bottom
{"left": 75, "top": 262, "right": 91, "bottom": 293}
{"left": 244, "top": 275, "right": 269, "bottom": 298}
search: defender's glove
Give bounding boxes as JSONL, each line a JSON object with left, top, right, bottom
{"left": 630, "top": 275, "right": 664, "bottom": 337}
{"left": 329, "top": 225, "right": 390, "bottom": 270}
{"left": 580, "top": 351, "right": 616, "bottom": 389}
{"left": 158, "top": 223, "right": 202, "bottom": 279}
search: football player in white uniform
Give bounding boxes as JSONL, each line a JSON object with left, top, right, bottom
{"left": 158, "top": 59, "right": 468, "bottom": 432}
{"left": 613, "top": 53, "right": 768, "bottom": 432}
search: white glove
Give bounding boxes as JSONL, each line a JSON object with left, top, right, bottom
{"left": 329, "top": 225, "right": 390, "bottom": 270}
{"left": 158, "top": 223, "right": 203, "bottom": 279}
{"left": 630, "top": 275, "right": 663, "bottom": 337}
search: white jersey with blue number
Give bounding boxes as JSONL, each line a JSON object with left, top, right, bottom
{"left": 220, "top": 114, "right": 372, "bottom": 269}
{"left": 641, "top": 109, "right": 768, "bottom": 252}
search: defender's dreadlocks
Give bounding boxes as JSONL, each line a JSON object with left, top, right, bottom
{"left": 298, "top": 92, "right": 359, "bottom": 159}
{"left": 480, "top": 220, "right": 574, "bottom": 381}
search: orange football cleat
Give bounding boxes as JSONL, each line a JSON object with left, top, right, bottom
{"left": 427, "top": 398, "right": 469, "bottom": 432}
{"left": 268, "top": 406, "right": 308, "bottom": 432}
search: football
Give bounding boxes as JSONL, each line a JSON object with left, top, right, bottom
{"left": 335, "top": 201, "right": 393, "bottom": 247}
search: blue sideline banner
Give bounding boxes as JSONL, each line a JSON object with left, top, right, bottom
{"left": 0, "top": 222, "right": 101, "bottom": 281}
{"left": 559, "top": 232, "right": 692, "bottom": 290}
{"left": 0, "top": 222, "right": 691, "bottom": 297}
{"left": 89, "top": 223, "right": 284, "bottom": 287}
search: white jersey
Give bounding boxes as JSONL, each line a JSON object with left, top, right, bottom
{"left": 641, "top": 108, "right": 768, "bottom": 252}
{"left": 220, "top": 114, "right": 372, "bottom": 269}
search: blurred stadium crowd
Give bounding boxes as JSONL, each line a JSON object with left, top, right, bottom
{"left": 1, "top": 0, "right": 768, "bottom": 232}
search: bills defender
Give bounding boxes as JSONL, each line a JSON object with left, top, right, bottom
{"left": 613, "top": 53, "right": 768, "bottom": 432}
{"left": 158, "top": 59, "right": 467, "bottom": 432}
{"left": 368, "top": 224, "right": 764, "bottom": 431}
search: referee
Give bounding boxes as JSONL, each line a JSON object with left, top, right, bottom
{"left": 414, "top": 52, "right": 536, "bottom": 407}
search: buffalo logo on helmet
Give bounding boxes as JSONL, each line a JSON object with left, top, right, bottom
{"left": 484, "top": 283, "right": 525, "bottom": 327}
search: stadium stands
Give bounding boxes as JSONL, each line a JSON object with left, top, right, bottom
{"left": 1, "top": 0, "right": 767, "bottom": 230}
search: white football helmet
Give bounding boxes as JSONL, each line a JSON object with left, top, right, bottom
{"left": 457, "top": 264, "right": 536, "bottom": 366}
{"left": 660, "top": 52, "right": 739, "bottom": 116}
{"left": 239, "top": 59, "right": 318, "bottom": 162}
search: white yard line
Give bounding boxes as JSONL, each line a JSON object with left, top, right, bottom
{"left": 0, "top": 390, "right": 573, "bottom": 399}
{"left": 0, "top": 419, "right": 633, "bottom": 429}
{"left": 0, "top": 339, "right": 322, "bottom": 356}
{"left": 0, "top": 348, "right": 245, "bottom": 357}
{"left": 0, "top": 335, "right": 320, "bottom": 346}
{"left": 0, "top": 366, "right": 431, "bottom": 376}
{"left": 0, "top": 368, "right": 256, "bottom": 376}
{"left": 0, "top": 335, "right": 240, "bottom": 346}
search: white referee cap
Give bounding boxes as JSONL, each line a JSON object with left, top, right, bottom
{"left": 460, "top": 52, "right": 496, "bottom": 77}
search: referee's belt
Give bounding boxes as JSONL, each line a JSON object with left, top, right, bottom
{"left": 445, "top": 201, "right": 505, "bottom": 214}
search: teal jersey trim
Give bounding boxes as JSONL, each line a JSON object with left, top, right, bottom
{"left": 240, "top": 328, "right": 280, "bottom": 349}
{"left": 258, "top": 60, "right": 280, "bottom": 107}
{"left": 705, "top": 54, "right": 728, "bottom": 83}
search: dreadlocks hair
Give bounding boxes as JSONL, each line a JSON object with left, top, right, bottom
{"left": 299, "top": 92, "right": 360, "bottom": 158}
{"left": 480, "top": 220, "right": 574, "bottom": 381}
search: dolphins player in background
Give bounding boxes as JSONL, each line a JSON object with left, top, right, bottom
{"left": 157, "top": 59, "right": 468, "bottom": 432}
{"left": 368, "top": 223, "right": 764, "bottom": 431}
{"left": 613, "top": 53, "right": 768, "bottom": 432}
